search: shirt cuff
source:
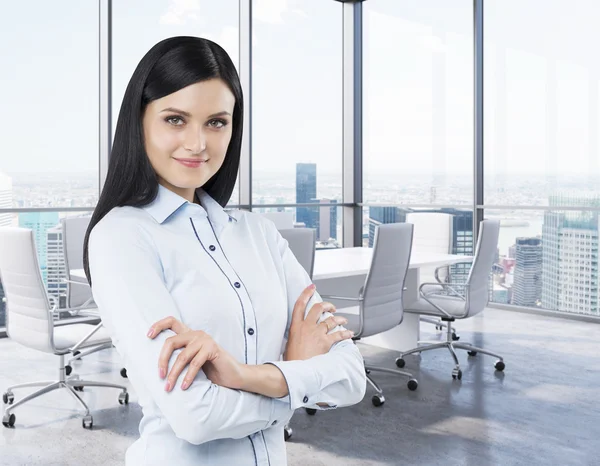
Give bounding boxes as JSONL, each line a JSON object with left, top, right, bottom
{"left": 265, "top": 360, "right": 320, "bottom": 411}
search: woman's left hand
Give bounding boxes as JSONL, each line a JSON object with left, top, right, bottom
{"left": 147, "top": 316, "right": 247, "bottom": 392}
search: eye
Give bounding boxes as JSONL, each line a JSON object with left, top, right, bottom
{"left": 165, "top": 116, "right": 185, "bottom": 126}
{"left": 207, "top": 118, "right": 228, "bottom": 129}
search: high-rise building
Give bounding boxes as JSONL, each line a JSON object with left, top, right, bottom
{"left": 542, "top": 195, "right": 600, "bottom": 316}
{"left": 0, "top": 171, "right": 13, "bottom": 227}
{"left": 367, "top": 206, "right": 408, "bottom": 247}
{"left": 512, "top": 237, "right": 543, "bottom": 307}
{"left": 317, "top": 199, "right": 338, "bottom": 241}
{"left": 46, "top": 225, "right": 68, "bottom": 309}
{"left": 295, "top": 163, "right": 317, "bottom": 230}
{"left": 18, "top": 212, "right": 60, "bottom": 285}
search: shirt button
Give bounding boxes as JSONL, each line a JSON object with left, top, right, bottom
{"left": 247, "top": 328, "right": 255, "bottom": 335}
{"left": 303, "top": 396, "right": 309, "bottom": 403}
{"left": 209, "top": 245, "right": 216, "bottom": 251}
{"left": 234, "top": 282, "right": 241, "bottom": 288}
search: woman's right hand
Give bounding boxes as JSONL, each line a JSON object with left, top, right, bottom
{"left": 283, "top": 284, "right": 355, "bottom": 361}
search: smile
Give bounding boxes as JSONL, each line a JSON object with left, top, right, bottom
{"left": 173, "top": 158, "right": 208, "bottom": 168}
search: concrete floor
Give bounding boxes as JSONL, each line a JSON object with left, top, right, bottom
{"left": 1, "top": 308, "right": 599, "bottom": 466}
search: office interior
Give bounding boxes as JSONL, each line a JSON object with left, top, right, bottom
{"left": 1, "top": 1, "right": 599, "bottom": 465}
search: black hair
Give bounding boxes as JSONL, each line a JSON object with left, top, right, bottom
{"left": 83, "top": 36, "right": 243, "bottom": 285}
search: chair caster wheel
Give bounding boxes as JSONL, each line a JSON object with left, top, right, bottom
{"left": 82, "top": 415, "right": 93, "bottom": 429}
{"left": 74, "top": 386, "right": 84, "bottom": 392}
{"left": 284, "top": 425, "right": 292, "bottom": 441}
{"left": 118, "top": 391, "right": 129, "bottom": 405}
{"left": 407, "top": 379, "right": 418, "bottom": 391}
{"left": 120, "top": 368, "right": 128, "bottom": 378}
{"left": 65, "top": 365, "right": 73, "bottom": 376}
{"left": 2, "top": 413, "right": 15, "bottom": 428}
{"left": 2, "top": 392, "right": 14, "bottom": 405}
{"left": 452, "top": 368, "right": 462, "bottom": 380}
{"left": 371, "top": 394, "right": 385, "bottom": 407}
{"left": 452, "top": 333, "right": 460, "bottom": 341}
{"left": 395, "top": 357, "right": 406, "bottom": 368}
{"left": 494, "top": 360, "right": 505, "bottom": 371}
{"left": 305, "top": 408, "right": 317, "bottom": 416}
{"left": 467, "top": 350, "right": 477, "bottom": 357}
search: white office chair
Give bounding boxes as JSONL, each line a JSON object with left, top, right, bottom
{"left": 0, "top": 227, "right": 129, "bottom": 429}
{"left": 395, "top": 220, "right": 505, "bottom": 380}
{"left": 324, "top": 223, "right": 418, "bottom": 407}
{"left": 61, "top": 216, "right": 95, "bottom": 310}
{"left": 278, "top": 228, "right": 316, "bottom": 442}
{"left": 406, "top": 212, "right": 459, "bottom": 340}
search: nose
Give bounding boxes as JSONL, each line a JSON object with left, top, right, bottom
{"left": 183, "top": 128, "right": 207, "bottom": 154}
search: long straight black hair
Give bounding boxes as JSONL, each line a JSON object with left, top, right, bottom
{"left": 83, "top": 36, "right": 243, "bottom": 285}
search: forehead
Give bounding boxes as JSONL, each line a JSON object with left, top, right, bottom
{"left": 150, "top": 79, "right": 235, "bottom": 114}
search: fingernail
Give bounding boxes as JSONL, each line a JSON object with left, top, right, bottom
{"left": 159, "top": 367, "right": 165, "bottom": 378}
{"left": 147, "top": 328, "right": 154, "bottom": 338}
{"left": 309, "top": 284, "right": 316, "bottom": 290}
{"left": 165, "top": 381, "right": 172, "bottom": 392}
{"left": 342, "top": 319, "right": 348, "bottom": 325}
{"left": 181, "top": 380, "right": 190, "bottom": 390}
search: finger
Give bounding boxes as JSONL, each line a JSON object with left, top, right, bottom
{"left": 320, "top": 316, "right": 348, "bottom": 333}
{"left": 181, "top": 348, "right": 213, "bottom": 390}
{"left": 307, "top": 301, "right": 335, "bottom": 324}
{"left": 328, "top": 329, "right": 355, "bottom": 344}
{"left": 157, "top": 334, "right": 189, "bottom": 381}
{"left": 291, "top": 284, "right": 316, "bottom": 325}
{"left": 147, "top": 315, "right": 189, "bottom": 339}
{"left": 165, "top": 345, "right": 200, "bottom": 392}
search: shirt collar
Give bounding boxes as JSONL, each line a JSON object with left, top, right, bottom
{"left": 142, "top": 184, "right": 236, "bottom": 229}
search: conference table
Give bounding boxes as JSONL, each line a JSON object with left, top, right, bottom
{"left": 71, "top": 248, "right": 471, "bottom": 352}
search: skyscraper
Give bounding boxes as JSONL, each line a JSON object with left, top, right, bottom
{"left": 0, "top": 171, "right": 12, "bottom": 227}
{"left": 19, "top": 212, "right": 60, "bottom": 285}
{"left": 46, "top": 225, "right": 68, "bottom": 309}
{"left": 295, "top": 163, "right": 317, "bottom": 229}
{"left": 512, "top": 237, "right": 542, "bottom": 307}
{"left": 368, "top": 206, "right": 408, "bottom": 247}
{"left": 317, "top": 199, "right": 338, "bottom": 241}
{"left": 542, "top": 195, "right": 599, "bottom": 316}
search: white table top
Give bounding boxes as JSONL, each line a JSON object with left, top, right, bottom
{"left": 71, "top": 248, "right": 472, "bottom": 282}
{"left": 313, "top": 247, "right": 472, "bottom": 280}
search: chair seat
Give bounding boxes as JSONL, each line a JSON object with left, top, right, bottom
{"left": 52, "top": 324, "right": 112, "bottom": 352}
{"left": 405, "top": 295, "right": 467, "bottom": 318}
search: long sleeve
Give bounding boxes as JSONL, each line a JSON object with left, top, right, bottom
{"left": 264, "top": 222, "right": 367, "bottom": 411}
{"left": 88, "top": 217, "right": 293, "bottom": 446}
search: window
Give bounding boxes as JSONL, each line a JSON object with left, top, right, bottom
{"left": 251, "top": 0, "right": 343, "bottom": 235}
{"left": 363, "top": 0, "right": 473, "bottom": 205}
{"left": 0, "top": 1, "right": 99, "bottom": 209}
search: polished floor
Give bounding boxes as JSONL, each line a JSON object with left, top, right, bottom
{"left": 1, "top": 308, "right": 599, "bottom": 466}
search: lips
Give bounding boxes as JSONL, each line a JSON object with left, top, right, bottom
{"left": 174, "top": 158, "right": 208, "bottom": 168}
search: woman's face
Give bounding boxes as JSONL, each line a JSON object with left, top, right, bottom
{"left": 142, "top": 78, "right": 235, "bottom": 202}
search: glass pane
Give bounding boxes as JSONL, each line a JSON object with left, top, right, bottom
{"left": 112, "top": 0, "right": 240, "bottom": 205}
{"left": 0, "top": 211, "right": 94, "bottom": 330}
{"left": 252, "top": 205, "right": 342, "bottom": 249}
{"left": 363, "top": 0, "right": 474, "bottom": 205}
{"left": 251, "top": 1, "right": 343, "bottom": 207}
{"left": 487, "top": 206, "right": 599, "bottom": 316}
{"left": 484, "top": 0, "right": 600, "bottom": 206}
{"left": 0, "top": 2, "right": 99, "bottom": 208}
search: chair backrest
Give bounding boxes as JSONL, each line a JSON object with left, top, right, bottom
{"left": 406, "top": 212, "right": 453, "bottom": 283}
{"left": 260, "top": 212, "right": 294, "bottom": 230}
{"left": 61, "top": 216, "right": 92, "bottom": 308}
{"left": 279, "top": 228, "right": 316, "bottom": 279}
{"left": 465, "top": 219, "right": 500, "bottom": 316}
{"left": 360, "top": 223, "right": 414, "bottom": 337}
{"left": 0, "top": 227, "right": 55, "bottom": 352}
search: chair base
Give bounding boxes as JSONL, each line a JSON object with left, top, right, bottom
{"left": 2, "top": 353, "right": 128, "bottom": 428}
{"left": 396, "top": 321, "right": 504, "bottom": 380}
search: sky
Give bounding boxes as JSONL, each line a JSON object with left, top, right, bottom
{"left": 0, "top": 0, "right": 599, "bottom": 182}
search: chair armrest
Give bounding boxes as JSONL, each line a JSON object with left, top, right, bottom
{"left": 69, "top": 322, "right": 104, "bottom": 353}
{"left": 419, "top": 282, "right": 469, "bottom": 302}
{"left": 62, "top": 278, "right": 90, "bottom": 287}
{"left": 320, "top": 295, "right": 363, "bottom": 302}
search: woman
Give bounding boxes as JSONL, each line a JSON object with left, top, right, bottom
{"left": 83, "top": 37, "right": 366, "bottom": 465}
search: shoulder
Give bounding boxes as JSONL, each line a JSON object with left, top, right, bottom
{"left": 89, "top": 206, "right": 156, "bottom": 250}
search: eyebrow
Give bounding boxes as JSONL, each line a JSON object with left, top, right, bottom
{"left": 159, "top": 107, "right": 231, "bottom": 119}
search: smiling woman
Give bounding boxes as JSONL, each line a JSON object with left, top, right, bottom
{"left": 142, "top": 80, "right": 235, "bottom": 202}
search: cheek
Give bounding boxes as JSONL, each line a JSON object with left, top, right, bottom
{"left": 212, "top": 132, "right": 233, "bottom": 159}
{"left": 147, "top": 124, "right": 180, "bottom": 160}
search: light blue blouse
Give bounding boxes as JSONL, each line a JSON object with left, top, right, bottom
{"left": 88, "top": 184, "right": 366, "bottom": 466}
